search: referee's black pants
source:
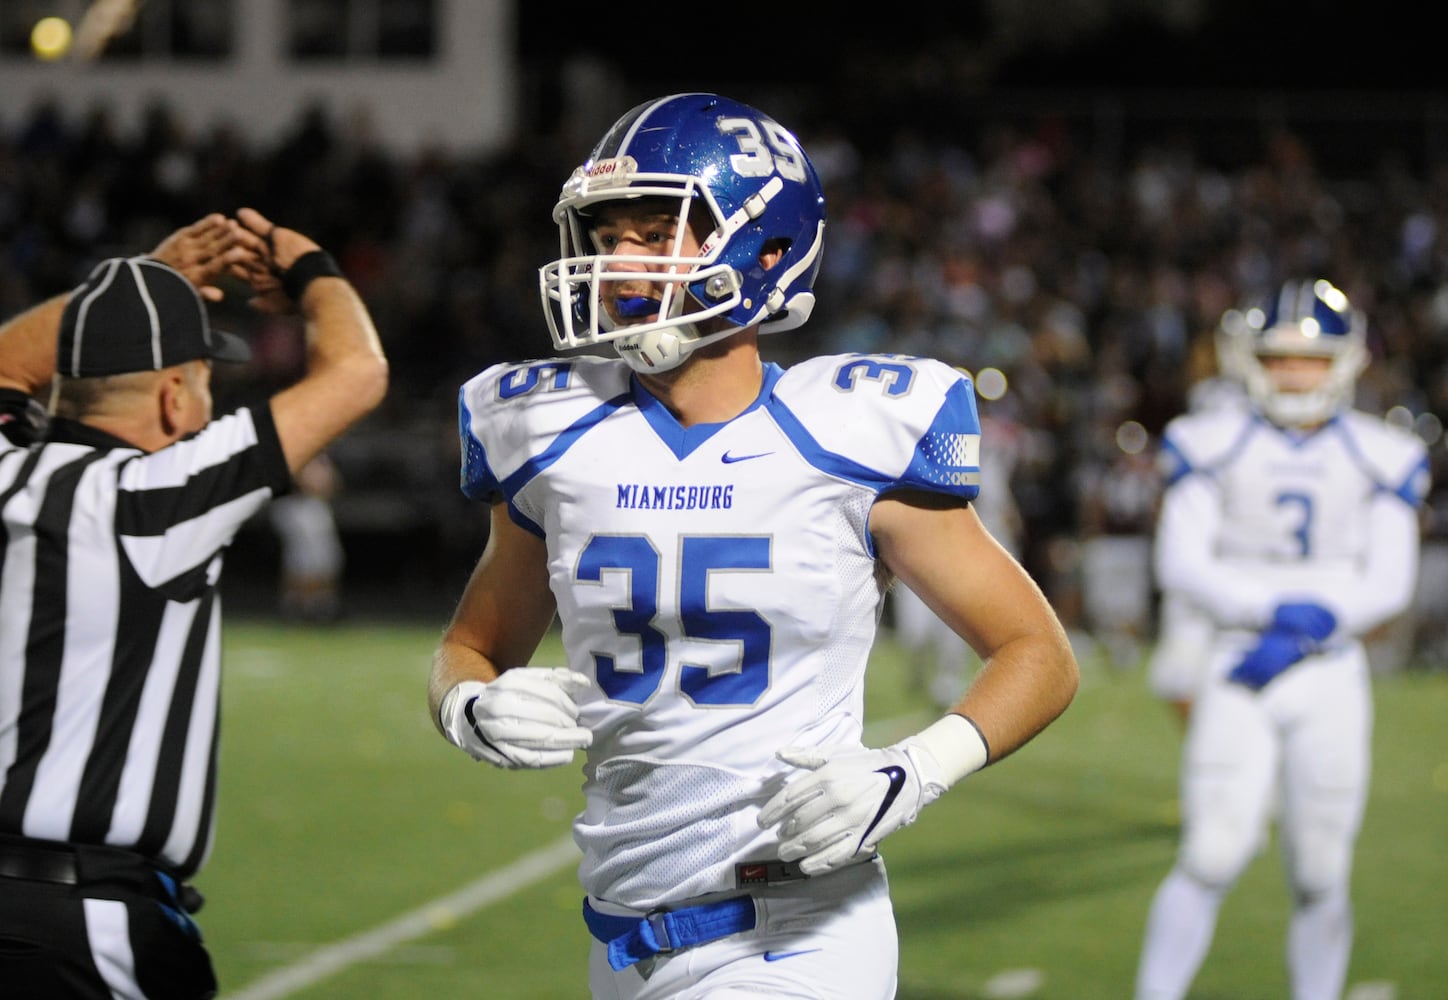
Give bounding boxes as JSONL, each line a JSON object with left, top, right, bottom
{"left": 0, "top": 836, "right": 217, "bottom": 999}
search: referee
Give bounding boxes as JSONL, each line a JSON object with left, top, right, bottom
{"left": 0, "top": 210, "right": 388, "bottom": 998}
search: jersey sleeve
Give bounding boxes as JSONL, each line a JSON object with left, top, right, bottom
{"left": 1342, "top": 412, "right": 1431, "bottom": 509}
{"left": 458, "top": 356, "right": 632, "bottom": 504}
{"left": 768, "top": 353, "right": 982, "bottom": 500}
{"left": 1327, "top": 490, "right": 1424, "bottom": 636}
{"left": 1153, "top": 472, "right": 1276, "bottom": 631}
{"left": 1158, "top": 409, "right": 1254, "bottom": 486}
{"left": 1319, "top": 415, "right": 1432, "bottom": 636}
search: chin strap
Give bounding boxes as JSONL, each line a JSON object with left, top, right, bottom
{"left": 616, "top": 326, "right": 689, "bottom": 372}
{"left": 616, "top": 321, "right": 741, "bottom": 373}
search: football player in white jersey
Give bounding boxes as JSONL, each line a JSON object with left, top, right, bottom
{"left": 1134, "top": 280, "right": 1430, "bottom": 1000}
{"left": 427, "top": 93, "right": 1079, "bottom": 1000}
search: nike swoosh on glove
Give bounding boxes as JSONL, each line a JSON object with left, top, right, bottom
{"left": 439, "top": 668, "right": 592, "bottom": 768}
{"left": 758, "top": 716, "right": 987, "bottom": 876}
{"left": 757, "top": 744, "right": 934, "bottom": 876}
{"left": 764, "top": 720, "right": 990, "bottom": 874}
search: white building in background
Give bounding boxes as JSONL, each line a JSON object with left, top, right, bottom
{"left": 0, "top": 0, "right": 516, "bottom": 156}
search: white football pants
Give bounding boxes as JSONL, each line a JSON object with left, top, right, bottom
{"left": 588, "top": 857, "right": 897, "bottom": 1000}
{"left": 1136, "top": 644, "right": 1371, "bottom": 1000}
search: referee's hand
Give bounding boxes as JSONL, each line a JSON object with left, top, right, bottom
{"left": 439, "top": 668, "right": 593, "bottom": 769}
{"left": 229, "top": 207, "right": 324, "bottom": 315}
{"left": 148, "top": 213, "right": 248, "bottom": 303}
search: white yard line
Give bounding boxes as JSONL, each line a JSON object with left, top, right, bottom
{"left": 222, "top": 835, "right": 579, "bottom": 1000}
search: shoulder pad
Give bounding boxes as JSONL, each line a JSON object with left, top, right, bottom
{"left": 458, "top": 356, "right": 631, "bottom": 502}
{"left": 769, "top": 353, "right": 981, "bottom": 499}
{"left": 1338, "top": 411, "right": 1432, "bottom": 506}
{"left": 1160, "top": 408, "right": 1254, "bottom": 483}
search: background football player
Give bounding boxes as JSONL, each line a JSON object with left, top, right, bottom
{"left": 1135, "top": 280, "right": 1430, "bottom": 1000}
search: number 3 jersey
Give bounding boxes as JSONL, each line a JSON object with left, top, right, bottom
{"left": 1155, "top": 405, "right": 1430, "bottom": 656}
{"left": 458, "top": 353, "right": 981, "bottom": 908}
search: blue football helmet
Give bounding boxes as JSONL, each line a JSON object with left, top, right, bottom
{"left": 539, "top": 93, "right": 827, "bottom": 373}
{"left": 1220, "top": 279, "right": 1368, "bottom": 426}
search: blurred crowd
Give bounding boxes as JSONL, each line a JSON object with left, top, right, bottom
{"left": 4, "top": 93, "right": 1448, "bottom": 645}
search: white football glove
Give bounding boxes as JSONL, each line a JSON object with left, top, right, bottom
{"left": 438, "top": 668, "right": 593, "bottom": 769}
{"left": 758, "top": 715, "right": 988, "bottom": 876}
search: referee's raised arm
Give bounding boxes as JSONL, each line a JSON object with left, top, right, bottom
{"left": 230, "top": 206, "right": 390, "bottom": 474}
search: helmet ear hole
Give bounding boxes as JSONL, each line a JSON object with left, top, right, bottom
{"left": 760, "top": 238, "right": 791, "bottom": 268}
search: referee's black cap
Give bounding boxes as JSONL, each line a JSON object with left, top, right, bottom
{"left": 57, "top": 256, "right": 251, "bottom": 378}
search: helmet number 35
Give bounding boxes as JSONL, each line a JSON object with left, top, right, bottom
{"left": 719, "top": 116, "right": 808, "bottom": 184}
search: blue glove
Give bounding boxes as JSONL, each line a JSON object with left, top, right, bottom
{"left": 1270, "top": 602, "right": 1336, "bottom": 642}
{"left": 1227, "top": 628, "right": 1308, "bottom": 690}
{"left": 1227, "top": 601, "right": 1336, "bottom": 691}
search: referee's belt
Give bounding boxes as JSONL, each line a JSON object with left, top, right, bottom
{"left": 0, "top": 833, "right": 204, "bottom": 913}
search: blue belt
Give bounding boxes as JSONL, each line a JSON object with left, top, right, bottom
{"left": 582, "top": 896, "right": 757, "bottom": 970}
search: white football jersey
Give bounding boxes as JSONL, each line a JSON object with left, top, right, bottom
{"left": 459, "top": 353, "right": 981, "bottom": 908}
{"left": 1155, "top": 406, "right": 1429, "bottom": 648}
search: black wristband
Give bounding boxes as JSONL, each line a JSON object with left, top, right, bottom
{"left": 281, "top": 250, "right": 344, "bottom": 302}
{"left": 0, "top": 389, "right": 47, "bottom": 447}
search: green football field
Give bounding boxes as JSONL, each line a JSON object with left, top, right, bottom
{"left": 197, "top": 618, "right": 1448, "bottom": 999}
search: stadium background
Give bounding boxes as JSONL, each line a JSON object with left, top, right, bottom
{"left": 4, "top": 0, "right": 1443, "bottom": 656}
{"left": 3, "top": 4, "right": 1448, "bottom": 998}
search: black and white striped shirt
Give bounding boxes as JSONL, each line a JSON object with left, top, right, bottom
{"left": 0, "top": 404, "right": 290, "bottom": 877}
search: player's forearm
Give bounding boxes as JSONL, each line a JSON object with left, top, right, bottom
{"left": 0, "top": 294, "right": 67, "bottom": 395}
{"left": 950, "top": 621, "right": 1078, "bottom": 764}
{"left": 1317, "top": 498, "right": 1422, "bottom": 638}
{"left": 428, "top": 640, "right": 505, "bottom": 735}
{"left": 1156, "top": 551, "right": 1275, "bottom": 631}
{"left": 761, "top": 614, "right": 1074, "bottom": 878}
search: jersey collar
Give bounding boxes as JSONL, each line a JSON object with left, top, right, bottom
{"left": 630, "top": 363, "right": 785, "bottom": 460}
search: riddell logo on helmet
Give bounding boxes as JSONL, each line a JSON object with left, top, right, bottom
{"left": 586, "top": 156, "right": 636, "bottom": 187}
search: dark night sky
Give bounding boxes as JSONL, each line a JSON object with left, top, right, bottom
{"left": 519, "top": 2, "right": 1435, "bottom": 93}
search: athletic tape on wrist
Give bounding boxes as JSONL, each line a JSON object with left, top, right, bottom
{"left": 908, "top": 713, "right": 990, "bottom": 788}
{"left": 281, "top": 250, "right": 344, "bottom": 302}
